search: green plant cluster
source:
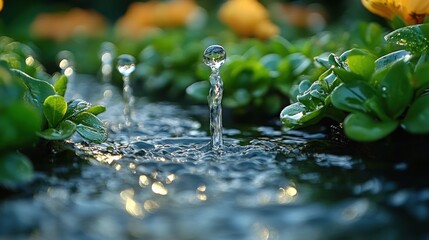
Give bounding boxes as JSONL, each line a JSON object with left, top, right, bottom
{"left": 281, "top": 23, "right": 429, "bottom": 141}
{"left": 0, "top": 37, "right": 107, "bottom": 187}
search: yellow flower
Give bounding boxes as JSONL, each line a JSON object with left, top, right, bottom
{"left": 31, "top": 8, "right": 107, "bottom": 41}
{"left": 115, "top": 0, "right": 200, "bottom": 39}
{"left": 219, "top": 0, "right": 279, "bottom": 39}
{"left": 0, "top": 0, "right": 3, "bottom": 12}
{"left": 361, "top": 0, "right": 429, "bottom": 25}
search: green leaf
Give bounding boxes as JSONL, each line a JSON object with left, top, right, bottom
{"left": 332, "top": 68, "right": 364, "bottom": 84}
{"left": 345, "top": 49, "right": 376, "bottom": 79}
{"left": 38, "top": 120, "right": 76, "bottom": 140}
{"left": 377, "top": 61, "right": 413, "bottom": 118}
{"left": 186, "top": 81, "right": 209, "bottom": 102}
{"left": 73, "top": 112, "right": 107, "bottom": 143}
{"left": 63, "top": 99, "right": 91, "bottom": 120}
{"left": 402, "top": 94, "right": 429, "bottom": 134}
{"left": 11, "top": 69, "right": 56, "bottom": 110}
{"left": 87, "top": 105, "right": 106, "bottom": 116}
{"left": 413, "top": 62, "right": 429, "bottom": 91}
{"left": 0, "top": 152, "right": 33, "bottom": 187}
{"left": 384, "top": 24, "right": 429, "bottom": 53}
{"left": 43, "top": 95, "right": 67, "bottom": 128}
{"left": 289, "top": 53, "right": 311, "bottom": 76}
{"left": 0, "top": 62, "right": 24, "bottom": 107}
{"left": 260, "top": 54, "right": 281, "bottom": 78}
{"left": 54, "top": 75, "right": 68, "bottom": 97}
{"left": 375, "top": 50, "right": 412, "bottom": 71}
{"left": 344, "top": 112, "right": 398, "bottom": 142}
{"left": 280, "top": 102, "right": 323, "bottom": 128}
{"left": 0, "top": 102, "right": 41, "bottom": 150}
{"left": 331, "top": 82, "right": 387, "bottom": 120}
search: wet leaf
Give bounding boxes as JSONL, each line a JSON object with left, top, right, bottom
{"left": 73, "top": 112, "right": 107, "bottom": 143}
{"left": 331, "top": 82, "right": 387, "bottom": 120}
{"left": 63, "top": 99, "right": 91, "bottom": 120}
{"left": 375, "top": 50, "right": 412, "bottom": 71}
{"left": 344, "top": 112, "right": 398, "bottom": 142}
{"left": 38, "top": 120, "right": 76, "bottom": 140}
{"left": 87, "top": 105, "right": 106, "bottom": 116}
{"left": 385, "top": 24, "right": 429, "bottom": 53}
{"left": 402, "top": 94, "right": 429, "bottom": 134}
{"left": 0, "top": 152, "right": 33, "bottom": 187}
{"left": 43, "top": 95, "right": 67, "bottom": 128}
{"left": 280, "top": 102, "right": 323, "bottom": 128}
{"left": 377, "top": 61, "right": 413, "bottom": 118}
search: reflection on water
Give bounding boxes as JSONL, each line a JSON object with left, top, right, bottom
{"left": 0, "top": 75, "right": 428, "bottom": 240}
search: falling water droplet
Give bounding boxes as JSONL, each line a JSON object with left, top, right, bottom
{"left": 203, "top": 45, "right": 226, "bottom": 70}
{"left": 117, "top": 54, "right": 136, "bottom": 77}
{"left": 381, "top": 86, "right": 388, "bottom": 98}
{"left": 117, "top": 54, "right": 136, "bottom": 130}
{"left": 203, "top": 45, "right": 226, "bottom": 151}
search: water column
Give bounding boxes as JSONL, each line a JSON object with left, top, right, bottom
{"left": 203, "top": 45, "right": 226, "bottom": 151}
{"left": 117, "top": 54, "right": 136, "bottom": 128}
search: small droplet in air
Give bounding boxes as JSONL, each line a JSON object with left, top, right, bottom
{"left": 117, "top": 54, "right": 136, "bottom": 77}
{"left": 203, "top": 45, "right": 226, "bottom": 70}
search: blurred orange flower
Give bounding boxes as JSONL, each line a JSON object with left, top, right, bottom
{"left": 219, "top": 0, "right": 279, "bottom": 40}
{"left": 0, "top": 0, "right": 3, "bottom": 12}
{"left": 31, "top": 8, "right": 107, "bottom": 41}
{"left": 361, "top": 0, "right": 429, "bottom": 25}
{"left": 116, "top": 0, "right": 200, "bottom": 39}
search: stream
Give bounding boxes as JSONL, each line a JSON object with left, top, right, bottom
{"left": 1, "top": 75, "right": 429, "bottom": 240}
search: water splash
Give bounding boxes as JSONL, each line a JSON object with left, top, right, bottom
{"left": 203, "top": 45, "right": 226, "bottom": 151}
{"left": 117, "top": 54, "right": 136, "bottom": 128}
{"left": 99, "top": 42, "right": 115, "bottom": 83}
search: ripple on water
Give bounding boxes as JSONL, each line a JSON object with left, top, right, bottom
{"left": 1, "top": 75, "right": 427, "bottom": 240}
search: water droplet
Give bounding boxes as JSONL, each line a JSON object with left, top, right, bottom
{"left": 117, "top": 54, "right": 136, "bottom": 77}
{"left": 203, "top": 45, "right": 226, "bottom": 70}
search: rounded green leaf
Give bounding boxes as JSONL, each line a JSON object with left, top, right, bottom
{"left": 38, "top": 120, "right": 76, "bottom": 140}
{"left": 73, "top": 112, "right": 107, "bottom": 143}
{"left": 345, "top": 49, "right": 376, "bottom": 79}
{"left": 0, "top": 152, "right": 33, "bottom": 187}
{"left": 344, "top": 112, "right": 398, "bottom": 142}
{"left": 402, "top": 94, "right": 429, "bottom": 134}
{"left": 377, "top": 61, "right": 413, "bottom": 118}
{"left": 331, "top": 82, "right": 380, "bottom": 115}
{"left": 43, "top": 95, "right": 67, "bottom": 128}
{"left": 280, "top": 102, "right": 323, "bottom": 129}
